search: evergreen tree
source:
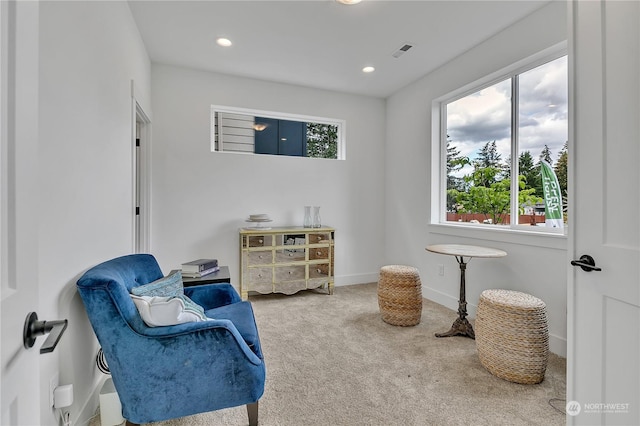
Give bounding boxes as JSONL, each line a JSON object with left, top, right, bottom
{"left": 446, "top": 140, "right": 467, "bottom": 189}
{"left": 539, "top": 144, "right": 553, "bottom": 166}
{"left": 473, "top": 140, "right": 506, "bottom": 186}
{"left": 554, "top": 141, "right": 568, "bottom": 199}
{"left": 519, "top": 151, "right": 537, "bottom": 190}
{"left": 446, "top": 139, "right": 469, "bottom": 211}
{"left": 476, "top": 140, "right": 502, "bottom": 168}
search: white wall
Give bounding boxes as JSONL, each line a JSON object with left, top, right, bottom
{"left": 150, "top": 65, "right": 386, "bottom": 286}
{"left": 38, "top": 2, "right": 150, "bottom": 425}
{"left": 385, "top": 1, "right": 568, "bottom": 355}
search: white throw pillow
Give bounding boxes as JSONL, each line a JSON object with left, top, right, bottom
{"left": 131, "top": 295, "right": 208, "bottom": 327}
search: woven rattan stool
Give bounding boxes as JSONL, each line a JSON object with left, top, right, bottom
{"left": 475, "top": 289, "right": 549, "bottom": 384}
{"left": 377, "top": 265, "right": 422, "bottom": 326}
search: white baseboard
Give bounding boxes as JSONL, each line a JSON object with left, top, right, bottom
{"left": 423, "top": 286, "right": 460, "bottom": 312}
{"left": 424, "top": 286, "right": 567, "bottom": 357}
{"left": 74, "top": 376, "right": 108, "bottom": 426}
{"left": 334, "top": 273, "right": 378, "bottom": 287}
{"left": 548, "top": 334, "right": 567, "bottom": 358}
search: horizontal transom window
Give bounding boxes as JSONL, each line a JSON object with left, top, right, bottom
{"left": 211, "top": 105, "right": 345, "bottom": 160}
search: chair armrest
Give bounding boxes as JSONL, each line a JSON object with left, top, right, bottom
{"left": 133, "top": 318, "right": 262, "bottom": 365}
{"left": 184, "top": 283, "right": 241, "bottom": 309}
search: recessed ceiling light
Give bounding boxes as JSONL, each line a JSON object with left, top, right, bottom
{"left": 336, "top": 0, "right": 362, "bottom": 4}
{"left": 216, "top": 38, "right": 232, "bottom": 47}
{"left": 362, "top": 66, "right": 375, "bottom": 73}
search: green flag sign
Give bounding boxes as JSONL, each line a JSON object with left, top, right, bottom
{"left": 540, "top": 160, "right": 564, "bottom": 228}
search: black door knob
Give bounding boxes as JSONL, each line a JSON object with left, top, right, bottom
{"left": 23, "top": 312, "right": 68, "bottom": 353}
{"left": 570, "top": 254, "right": 602, "bottom": 272}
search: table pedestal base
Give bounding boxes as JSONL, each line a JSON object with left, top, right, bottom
{"left": 435, "top": 316, "right": 475, "bottom": 339}
{"left": 426, "top": 245, "right": 507, "bottom": 341}
{"left": 435, "top": 255, "right": 476, "bottom": 339}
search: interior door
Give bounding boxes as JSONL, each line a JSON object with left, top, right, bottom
{"left": 254, "top": 117, "right": 306, "bottom": 156}
{"left": 278, "top": 119, "right": 305, "bottom": 157}
{"left": 569, "top": 1, "right": 640, "bottom": 425}
{"left": 1, "top": 1, "right": 42, "bottom": 424}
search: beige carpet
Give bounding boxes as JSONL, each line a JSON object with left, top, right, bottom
{"left": 93, "top": 283, "right": 566, "bottom": 426}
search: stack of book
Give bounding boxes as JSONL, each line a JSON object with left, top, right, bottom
{"left": 181, "top": 258, "right": 219, "bottom": 278}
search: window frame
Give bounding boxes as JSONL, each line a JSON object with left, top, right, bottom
{"left": 210, "top": 104, "right": 346, "bottom": 160}
{"left": 431, "top": 42, "right": 568, "bottom": 237}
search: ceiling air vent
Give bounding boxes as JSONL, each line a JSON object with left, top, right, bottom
{"left": 392, "top": 43, "right": 414, "bottom": 59}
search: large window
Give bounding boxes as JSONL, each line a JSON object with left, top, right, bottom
{"left": 440, "top": 54, "right": 568, "bottom": 233}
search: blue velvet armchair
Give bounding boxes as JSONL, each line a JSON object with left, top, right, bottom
{"left": 76, "top": 254, "right": 265, "bottom": 425}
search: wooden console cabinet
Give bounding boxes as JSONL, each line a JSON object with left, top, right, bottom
{"left": 239, "top": 226, "right": 335, "bottom": 299}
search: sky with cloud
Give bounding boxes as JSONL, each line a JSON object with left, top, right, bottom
{"left": 447, "top": 55, "right": 568, "bottom": 177}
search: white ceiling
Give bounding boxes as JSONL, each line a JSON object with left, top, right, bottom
{"left": 128, "top": 0, "right": 550, "bottom": 98}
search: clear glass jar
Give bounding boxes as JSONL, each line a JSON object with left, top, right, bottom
{"left": 312, "top": 206, "right": 321, "bottom": 228}
{"left": 303, "top": 206, "right": 312, "bottom": 228}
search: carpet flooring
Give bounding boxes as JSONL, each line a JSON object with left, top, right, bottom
{"left": 93, "top": 282, "right": 567, "bottom": 426}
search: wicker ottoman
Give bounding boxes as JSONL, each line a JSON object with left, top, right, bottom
{"left": 475, "top": 289, "right": 549, "bottom": 384}
{"left": 377, "top": 265, "right": 422, "bottom": 326}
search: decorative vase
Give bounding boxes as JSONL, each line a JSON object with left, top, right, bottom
{"left": 303, "top": 206, "right": 312, "bottom": 228}
{"left": 312, "top": 206, "right": 321, "bottom": 228}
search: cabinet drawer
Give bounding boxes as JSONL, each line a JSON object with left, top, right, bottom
{"left": 275, "top": 249, "right": 306, "bottom": 263}
{"left": 310, "top": 263, "right": 331, "bottom": 278}
{"left": 248, "top": 251, "right": 273, "bottom": 265}
{"left": 308, "top": 233, "right": 332, "bottom": 244}
{"left": 309, "top": 247, "right": 329, "bottom": 261}
{"left": 308, "top": 263, "right": 331, "bottom": 289}
{"left": 275, "top": 265, "right": 305, "bottom": 281}
{"left": 247, "top": 235, "right": 272, "bottom": 247}
{"left": 248, "top": 267, "right": 272, "bottom": 284}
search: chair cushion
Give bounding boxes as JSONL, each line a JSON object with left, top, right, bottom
{"left": 131, "top": 270, "right": 207, "bottom": 325}
{"left": 131, "top": 270, "right": 183, "bottom": 297}
{"left": 205, "top": 301, "right": 261, "bottom": 355}
{"left": 131, "top": 295, "right": 208, "bottom": 327}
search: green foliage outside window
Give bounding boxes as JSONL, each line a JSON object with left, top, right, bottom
{"left": 306, "top": 123, "right": 338, "bottom": 159}
{"left": 447, "top": 140, "right": 568, "bottom": 225}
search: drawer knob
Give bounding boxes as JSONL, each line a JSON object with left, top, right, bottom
{"left": 258, "top": 255, "right": 263, "bottom": 259}
{"left": 288, "top": 271, "right": 293, "bottom": 275}
{"left": 258, "top": 239, "right": 263, "bottom": 243}
{"left": 317, "top": 251, "right": 322, "bottom": 256}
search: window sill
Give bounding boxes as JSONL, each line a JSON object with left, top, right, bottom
{"left": 428, "top": 222, "right": 568, "bottom": 250}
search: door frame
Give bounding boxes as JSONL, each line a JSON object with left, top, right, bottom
{"left": 566, "top": 0, "right": 577, "bottom": 417}
{"left": 131, "top": 81, "right": 151, "bottom": 254}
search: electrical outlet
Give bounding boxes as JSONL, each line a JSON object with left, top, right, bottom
{"left": 49, "top": 373, "right": 59, "bottom": 408}
{"left": 438, "top": 264, "right": 444, "bottom": 276}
